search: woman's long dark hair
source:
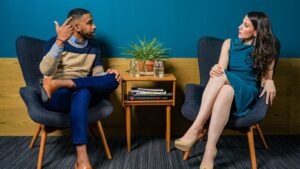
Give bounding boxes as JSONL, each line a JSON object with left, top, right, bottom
{"left": 247, "top": 11, "right": 277, "bottom": 80}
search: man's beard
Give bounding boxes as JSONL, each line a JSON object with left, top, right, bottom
{"left": 79, "top": 30, "right": 94, "bottom": 39}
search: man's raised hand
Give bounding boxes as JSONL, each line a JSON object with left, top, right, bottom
{"left": 54, "top": 17, "right": 74, "bottom": 42}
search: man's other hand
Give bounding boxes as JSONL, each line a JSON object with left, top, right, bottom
{"left": 106, "top": 69, "right": 122, "bottom": 82}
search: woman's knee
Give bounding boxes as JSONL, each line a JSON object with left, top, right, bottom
{"left": 218, "top": 85, "right": 234, "bottom": 99}
{"left": 212, "top": 85, "right": 234, "bottom": 110}
{"left": 209, "top": 74, "right": 228, "bottom": 85}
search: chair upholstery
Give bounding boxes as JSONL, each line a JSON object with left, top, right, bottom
{"left": 181, "top": 36, "right": 280, "bottom": 169}
{"left": 16, "top": 36, "right": 113, "bottom": 169}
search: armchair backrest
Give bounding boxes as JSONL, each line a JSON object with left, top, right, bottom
{"left": 16, "top": 36, "right": 46, "bottom": 89}
{"left": 198, "top": 37, "right": 224, "bottom": 86}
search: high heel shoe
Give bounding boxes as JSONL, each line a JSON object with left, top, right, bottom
{"left": 199, "top": 147, "right": 217, "bottom": 169}
{"left": 174, "top": 131, "right": 205, "bottom": 152}
{"left": 40, "top": 77, "right": 57, "bottom": 102}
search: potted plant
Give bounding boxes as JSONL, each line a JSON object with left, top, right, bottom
{"left": 122, "top": 36, "right": 168, "bottom": 72}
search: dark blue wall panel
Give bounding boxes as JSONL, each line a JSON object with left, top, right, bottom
{"left": 0, "top": 0, "right": 299, "bottom": 58}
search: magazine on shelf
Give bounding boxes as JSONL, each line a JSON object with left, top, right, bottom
{"left": 129, "top": 90, "right": 167, "bottom": 95}
{"left": 131, "top": 87, "right": 165, "bottom": 92}
{"left": 130, "top": 92, "right": 173, "bottom": 97}
{"left": 128, "top": 95, "right": 170, "bottom": 101}
{"left": 128, "top": 87, "right": 171, "bottom": 100}
{"left": 130, "top": 87, "right": 167, "bottom": 95}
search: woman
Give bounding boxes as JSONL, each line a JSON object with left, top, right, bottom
{"left": 175, "top": 11, "right": 277, "bottom": 169}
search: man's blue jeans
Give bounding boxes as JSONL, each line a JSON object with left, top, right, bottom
{"left": 46, "top": 74, "right": 118, "bottom": 144}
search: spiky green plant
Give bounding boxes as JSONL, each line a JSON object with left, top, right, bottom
{"left": 122, "top": 37, "right": 168, "bottom": 61}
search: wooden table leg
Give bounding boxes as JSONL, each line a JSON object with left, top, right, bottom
{"left": 126, "top": 106, "right": 132, "bottom": 152}
{"left": 166, "top": 106, "right": 171, "bottom": 152}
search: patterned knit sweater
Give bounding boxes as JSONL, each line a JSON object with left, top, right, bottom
{"left": 40, "top": 36, "right": 105, "bottom": 79}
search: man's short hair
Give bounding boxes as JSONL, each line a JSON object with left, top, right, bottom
{"left": 67, "top": 8, "right": 90, "bottom": 20}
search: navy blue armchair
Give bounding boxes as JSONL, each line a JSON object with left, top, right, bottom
{"left": 16, "top": 36, "right": 113, "bottom": 169}
{"left": 181, "top": 36, "right": 280, "bottom": 169}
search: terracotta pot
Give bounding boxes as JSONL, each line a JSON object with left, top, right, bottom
{"left": 138, "top": 60, "right": 154, "bottom": 72}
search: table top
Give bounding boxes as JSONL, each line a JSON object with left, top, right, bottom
{"left": 122, "top": 73, "right": 176, "bottom": 81}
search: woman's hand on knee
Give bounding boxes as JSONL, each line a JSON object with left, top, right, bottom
{"left": 210, "top": 64, "right": 224, "bottom": 78}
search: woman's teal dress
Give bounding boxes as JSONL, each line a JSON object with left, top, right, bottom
{"left": 225, "top": 38, "right": 260, "bottom": 117}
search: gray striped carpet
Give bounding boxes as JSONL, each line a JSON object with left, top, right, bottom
{"left": 0, "top": 135, "right": 299, "bottom": 169}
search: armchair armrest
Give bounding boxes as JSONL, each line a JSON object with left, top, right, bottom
{"left": 19, "top": 86, "right": 60, "bottom": 125}
{"left": 181, "top": 84, "right": 206, "bottom": 121}
{"left": 184, "top": 84, "right": 205, "bottom": 104}
{"left": 19, "top": 86, "right": 46, "bottom": 112}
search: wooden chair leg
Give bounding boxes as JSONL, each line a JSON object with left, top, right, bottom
{"left": 183, "top": 150, "right": 191, "bottom": 160}
{"left": 37, "top": 126, "right": 47, "bottom": 169}
{"left": 255, "top": 124, "right": 269, "bottom": 150}
{"left": 96, "top": 121, "right": 112, "bottom": 160}
{"left": 29, "top": 124, "right": 42, "bottom": 149}
{"left": 247, "top": 126, "right": 257, "bottom": 169}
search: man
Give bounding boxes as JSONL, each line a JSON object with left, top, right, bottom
{"left": 39, "top": 8, "right": 121, "bottom": 169}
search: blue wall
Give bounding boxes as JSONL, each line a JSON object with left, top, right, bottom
{"left": 1, "top": 0, "right": 299, "bottom": 58}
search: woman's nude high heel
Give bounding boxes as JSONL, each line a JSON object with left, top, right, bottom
{"left": 174, "top": 131, "right": 205, "bottom": 152}
{"left": 199, "top": 147, "right": 217, "bottom": 169}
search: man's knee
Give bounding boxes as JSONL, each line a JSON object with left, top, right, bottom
{"left": 91, "top": 73, "right": 119, "bottom": 90}
{"left": 104, "top": 73, "right": 119, "bottom": 89}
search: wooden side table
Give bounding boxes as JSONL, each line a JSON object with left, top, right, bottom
{"left": 121, "top": 73, "right": 176, "bottom": 152}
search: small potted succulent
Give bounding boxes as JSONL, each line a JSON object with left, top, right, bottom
{"left": 122, "top": 36, "right": 168, "bottom": 72}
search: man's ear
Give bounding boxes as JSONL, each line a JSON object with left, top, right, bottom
{"left": 71, "top": 19, "right": 80, "bottom": 31}
{"left": 74, "top": 24, "right": 80, "bottom": 31}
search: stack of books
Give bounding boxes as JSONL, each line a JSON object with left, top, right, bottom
{"left": 128, "top": 87, "right": 172, "bottom": 100}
